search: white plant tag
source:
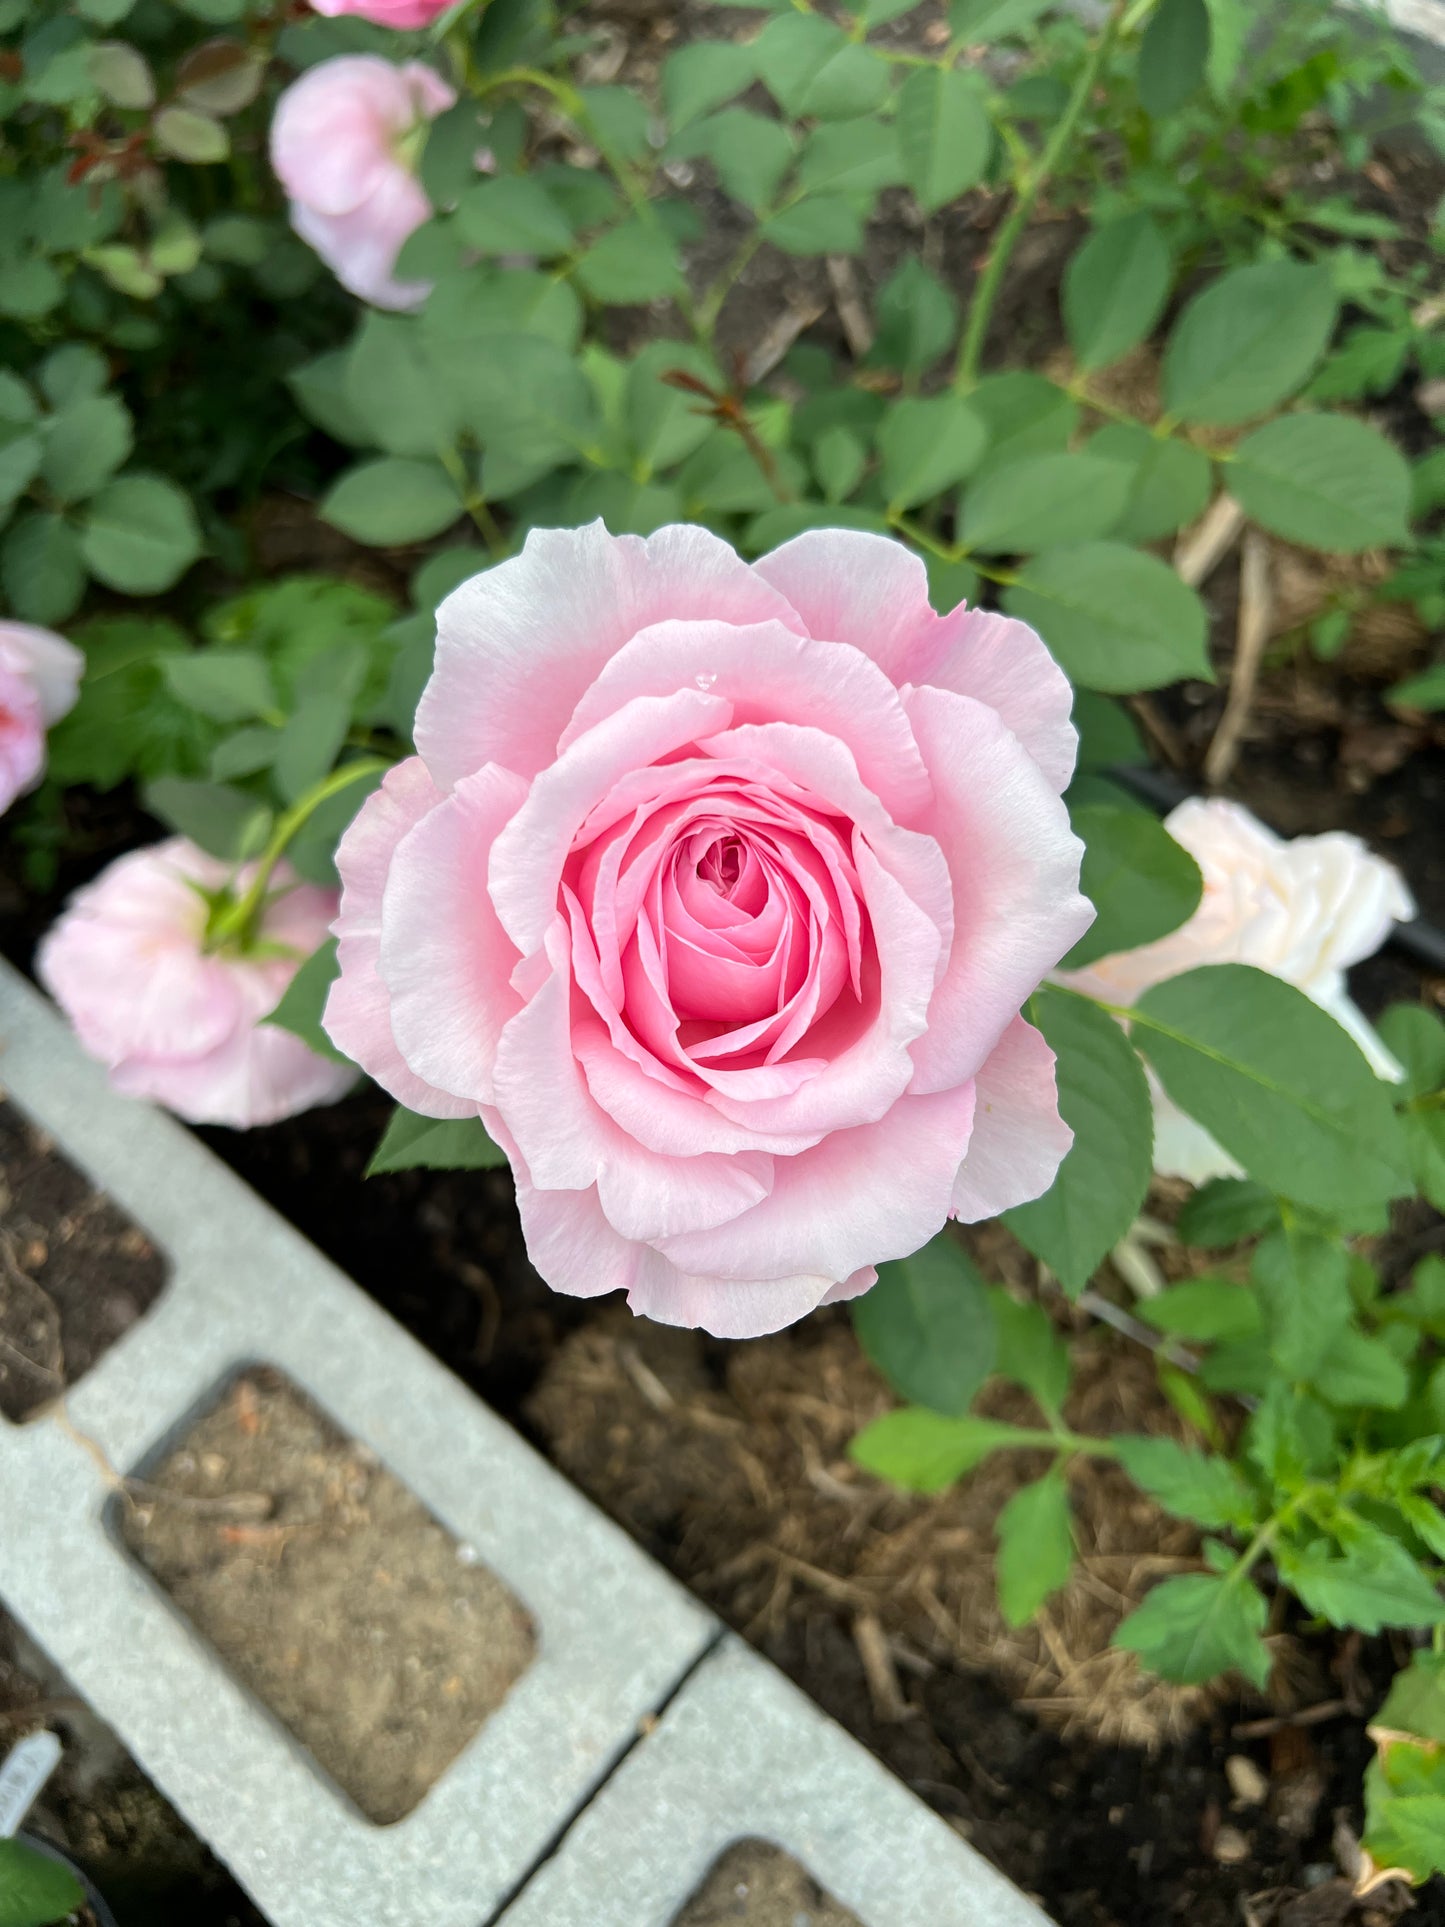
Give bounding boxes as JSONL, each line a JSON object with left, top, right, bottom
{"left": 0, "top": 1730, "right": 62, "bottom": 1838}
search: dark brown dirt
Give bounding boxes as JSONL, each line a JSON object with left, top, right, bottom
{"left": 674, "top": 1839, "right": 863, "bottom": 1926}
{"left": 120, "top": 1367, "right": 536, "bottom": 1825}
{"left": 0, "top": 1100, "right": 167, "bottom": 1425}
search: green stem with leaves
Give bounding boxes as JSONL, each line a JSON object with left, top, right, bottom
{"left": 954, "top": 0, "right": 1129, "bottom": 392}
{"left": 207, "top": 759, "right": 390, "bottom": 954}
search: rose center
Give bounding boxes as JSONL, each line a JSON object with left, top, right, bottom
{"left": 698, "top": 832, "right": 745, "bottom": 896}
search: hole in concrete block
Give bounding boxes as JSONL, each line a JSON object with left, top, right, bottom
{"left": 0, "top": 1098, "right": 168, "bottom": 1424}
{"left": 673, "top": 1840, "right": 865, "bottom": 1927}
{"left": 117, "top": 1365, "right": 537, "bottom": 1826}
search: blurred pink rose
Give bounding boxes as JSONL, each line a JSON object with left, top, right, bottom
{"left": 1062, "top": 798, "right": 1415, "bottom": 1183}
{"left": 325, "top": 523, "right": 1091, "bottom": 1337}
{"left": 38, "top": 840, "right": 355, "bottom": 1129}
{"left": 0, "top": 622, "right": 82, "bottom": 815}
{"left": 270, "top": 55, "right": 454, "bottom": 311}
{"left": 308, "top": 0, "right": 452, "bottom": 26}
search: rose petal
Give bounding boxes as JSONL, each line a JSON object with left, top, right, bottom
{"left": 376, "top": 760, "right": 529, "bottom": 1108}
{"left": 417, "top": 522, "right": 802, "bottom": 790}
{"left": 324, "top": 758, "right": 479, "bottom": 1118}
{"left": 903, "top": 684, "right": 1091, "bottom": 1092}
{"left": 949, "top": 1016, "right": 1072, "bottom": 1220}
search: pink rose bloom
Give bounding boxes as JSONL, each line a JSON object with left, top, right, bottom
{"left": 0, "top": 622, "right": 82, "bottom": 814}
{"left": 38, "top": 840, "right": 356, "bottom": 1130}
{"left": 324, "top": 523, "right": 1091, "bottom": 1337}
{"left": 308, "top": 0, "right": 452, "bottom": 26}
{"left": 270, "top": 56, "right": 454, "bottom": 311}
{"left": 1062, "top": 798, "right": 1415, "bottom": 1184}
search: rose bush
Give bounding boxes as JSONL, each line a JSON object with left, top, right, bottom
{"left": 324, "top": 522, "right": 1092, "bottom": 1336}
{"left": 1061, "top": 797, "right": 1415, "bottom": 1183}
{"left": 0, "top": 624, "right": 82, "bottom": 817}
{"left": 39, "top": 841, "right": 355, "bottom": 1129}
{"left": 270, "top": 56, "right": 457, "bottom": 312}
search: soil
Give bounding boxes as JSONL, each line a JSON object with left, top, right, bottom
{"left": 0, "top": 1101, "right": 167, "bottom": 1425}
{"left": 119, "top": 1367, "right": 536, "bottom": 1826}
{"left": 674, "top": 1839, "right": 863, "bottom": 1927}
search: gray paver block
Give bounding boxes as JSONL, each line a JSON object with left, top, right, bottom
{"left": 498, "top": 1636, "right": 1054, "bottom": 1927}
{"left": 0, "top": 958, "right": 717, "bottom": 1927}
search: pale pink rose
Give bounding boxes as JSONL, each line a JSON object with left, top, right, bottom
{"left": 324, "top": 523, "right": 1091, "bottom": 1337}
{"left": 1062, "top": 798, "right": 1415, "bottom": 1184}
{"left": 38, "top": 840, "right": 356, "bottom": 1130}
{"left": 0, "top": 622, "right": 82, "bottom": 814}
{"left": 308, "top": 0, "right": 452, "bottom": 26}
{"left": 270, "top": 56, "right": 455, "bottom": 311}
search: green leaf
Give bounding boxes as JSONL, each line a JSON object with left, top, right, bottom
{"left": 812, "top": 424, "right": 867, "bottom": 503}
{"left": 2, "top": 513, "right": 86, "bottom": 625}
{"left": 996, "top": 1468, "right": 1074, "bottom": 1627}
{"left": 1138, "top": 0, "right": 1210, "bottom": 118}
{"left": 0, "top": 373, "right": 38, "bottom": 425}
{"left": 962, "top": 453, "right": 1132, "bottom": 553}
{"left": 1390, "top": 664, "right": 1445, "bottom": 715}
{"left": 454, "top": 177, "right": 575, "bottom": 258}
{"left": 1202, "top": 0, "right": 1247, "bottom": 94}
{"left": 161, "top": 650, "right": 276, "bottom": 724}
{"left": 869, "top": 260, "right": 957, "bottom": 377}
{"left": 877, "top": 396, "right": 987, "bottom": 511}
{"left": 0, "top": 1836, "right": 87, "bottom": 1927}
{"left": 1227, "top": 414, "right": 1411, "bottom": 553}
{"left": 1162, "top": 262, "right": 1338, "bottom": 426}
{"left": 851, "top": 1234, "right": 996, "bottom": 1416}
{"left": 896, "top": 65, "right": 992, "bottom": 213}
{"left": 988, "top": 1287, "right": 1071, "bottom": 1418}
{"left": 949, "top": 0, "right": 1054, "bottom": 39}
{"left": 1139, "top": 1277, "right": 1262, "bottom": 1343}
{"left": 1003, "top": 543, "right": 1211, "bottom": 692}
{"left": 1364, "top": 1743, "right": 1445, "bottom": 1885}
{"left": 671, "top": 110, "right": 794, "bottom": 213}
{"left": 1311, "top": 1329, "right": 1410, "bottom": 1410}
{"left": 1279, "top": 1532, "right": 1445, "bottom": 1634}
{"left": 39, "top": 346, "right": 108, "bottom": 411}
{"left": 1063, "top": 804, "right": 1202, "bottom": 968}
{"left": 1132, "top": 965, "right": 1413, "bottom": 1215}
{"left": 80, "top": 476, "right": 201, "bottom": 593}
{"left": 0, "top": 427, "right": 42, "bottom": 517}
{"left": 345, "top": 314, "right": 453, "bottom": 460}
{"left": 424, "top": 265, "right": 582, "bottom": 353}
{"left": 1374, "top": 1649, "right": 1445, "bottom": 1746}
{"left": 153, "top": 105, "right": 229, "bottom": 162}
{"left": 624, "top": 342, "right": 719, "bottom": 473}
{"left": 263, "top": 936, "right": 352, "bottom": 1067}
{"left": 1004, "top": 987, "right": 1154, "bottom": 1297}
{"left": 274, "top": 692, "right": 351, "bottom": 803}
{"left": 320, "top": 459, "right": 461, "bottom": 547}
{"left": 88, "top": 38, "right": 154, "bottom": 107}
{"left": 579, "top": 86, "right": 652, "bottom": 163}
{"left": 210, "top": 725, "right": 281, "bottom": 781}
{"left": 762, "top": 196, "right": 863, "bottom": 257}
{"left": 575, "top": 220, "right": 683, "bottom": 303}
{"left": 143, "top": 777, "right": 266, "bottom": 859}
{"left": 1114, "top": 1435, "right": 1258, "bottom": 1529}
{"left": 849, "top": 1409, "right": 1039, "bottom": 1494}
{"left": 797, "top": 119, "right": 903, "bottom": 198}
{"left": 662, "top": 41, "right": 755, "bottom": 129}
{"left": 1063, "top": 214, "right": 1173, "bottom": 372}
{"left": 1175, "top": 1177, "right": 1278, "bottom": 1246}
{"left": 367, "top": 1107, "right": 508, "bottom": 1175}
{"left": 969, "top": 373, "right": 1078, "bottom": 475}
{"left": 754, "top": 15, "right": 889, "bottom": 120}
{"left": 1087, "top": 425, "right": 1213, "bottom": 544}
{"left": 0, "top": 259, "right": 64, "bottom": 321}
{"left": 1115, "top": 1572, "right": 1271, "bottom": 1687}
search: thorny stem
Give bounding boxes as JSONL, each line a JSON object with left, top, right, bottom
{"left": 954, "top": 0, "right": 1128, "bottom": 391}
{"left": 207, "top": 759, "right": 390, "bottom": 954}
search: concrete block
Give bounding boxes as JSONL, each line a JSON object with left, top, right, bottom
{"left": 0, "top": 958, "right": 717, "bottom": 1927}
{"left": 498, "top": 1637, "right": 1054, "bottom": 1927}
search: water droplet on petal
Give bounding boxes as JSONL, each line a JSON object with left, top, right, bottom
{"left": 694, "top": 670, "right": 718, "bottom": 690}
